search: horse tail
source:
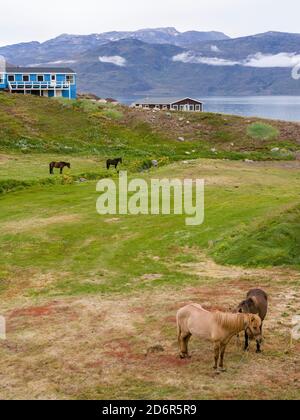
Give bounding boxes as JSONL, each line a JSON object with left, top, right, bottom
{"left": 106, "top": 161, "right": 110, "bottom": 170}
{"left": 49, "top": 163, "right": 53, "bottom": 174}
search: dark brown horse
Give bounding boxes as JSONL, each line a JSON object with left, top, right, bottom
{"left": 49, "top": 161, "right": 71, "bottom": 175}
{"left": 106, "top": 158, "right": 122, "bottom": 170}
{"left": 236, "top": 289, "right": 268, "bottom": 353}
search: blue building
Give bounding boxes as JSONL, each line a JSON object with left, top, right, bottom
{"left": 0, "top": 66, "right": 77, "bottom": 99}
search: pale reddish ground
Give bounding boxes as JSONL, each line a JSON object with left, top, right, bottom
{"left": 0, "top": 257, "right": 299, "bottom": 400}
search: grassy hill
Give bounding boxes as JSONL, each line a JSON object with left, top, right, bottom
{"left": 0, "top": 93, "right": 299, "bottom": 400}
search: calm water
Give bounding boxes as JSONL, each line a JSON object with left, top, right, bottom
{"left": 122, "top": 96, "right": 300, "bottom": 122}
{"left": 201, "top": 96, "right": 300, "bottom": 122}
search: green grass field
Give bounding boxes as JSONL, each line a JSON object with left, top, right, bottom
{"left": 0, "top": 93, "right": 299, "bottom": 400}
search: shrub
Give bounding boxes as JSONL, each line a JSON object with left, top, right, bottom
{"left": 247, "top": 122, "right": 279, "bottom": 141}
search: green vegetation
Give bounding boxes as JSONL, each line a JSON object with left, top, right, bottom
{"left": 212, "top": 204, "right": 300, "bottom": 268}
{"left": 0, "top": 93, "right": 299, "bottom": 400}
{"left": 247, "top": 122, "right": 279, "bottom": 141}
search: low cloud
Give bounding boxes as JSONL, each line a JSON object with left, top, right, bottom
{"left": 244, "top": 52, "right": 300, "bottom": 68}
{"left": 29, "top": 60, "right": 77, "bottom": 67}
{"left": 99, "top": 55, "right": 127, "bottom": 66}
{"left": 173, "top": 52, "right": 238, "bottom": 66}
{"left": 173, "top": 51, "right": 300, "bottom": 68}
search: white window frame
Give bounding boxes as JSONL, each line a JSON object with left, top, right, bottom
{"left": 37, "top": 74, "right": 44, "bottom": 82}
{"left": 23, "top": 75, "right": 30, "bottom": 82}
{"left": 0, "top": 73, "right": 4, "bottom": 84}
{"left": 66, "top": 74, "right": 75, "bottom": 84}
{"left": 7, "top": 74, "right": 15, "bottom": 82}
{"left": 51, "top": 74, "right": 56, "bottom": 82}
{"left": 195, "top": 105, "right": 201, "bottom": 111}
{"left": 172, "top": 105, "right": 178, "bottom": 110}
{"left": 189, "top": 105, "right": 194, "bottom": 111}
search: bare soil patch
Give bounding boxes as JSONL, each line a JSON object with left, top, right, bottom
{"left": 0, "top": 266, "right": 299, "bottom": 399}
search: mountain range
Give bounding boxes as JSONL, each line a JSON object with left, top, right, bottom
{"left": 1, "top": 28, "right": 300, "bottom": 99}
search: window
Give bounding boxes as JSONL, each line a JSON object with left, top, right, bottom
{"left": 37, "top": 75, "right": 44, "bottom": 82}
{"left": 51, "top": 75, "right": 56, "bottom": 81}
{"left": 172, "top": 105, "right": 178, "bottom": 110}
{"left": 195, "top": 105, "right": 201, "bottom": 111}
{"left": 189, "top": 105, "right": 194, "bottom": 111}
{"left": 0, "top": 73, "right": 4, "bottom": 84}
{"left": 23, "top": 75, "right": 30, "bottom": 82}
{"left": 66, "top": 74, "right": 75, "bottom": 84}
{"left": 8, "top": 75, "right": 15, "bottom": 82}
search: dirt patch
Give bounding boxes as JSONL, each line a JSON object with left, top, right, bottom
{"left": 8, "top": 303, "right": 57, "bottom": 318}
{"left": 0, "top": 269, "right": 299, "bottom": 400}
{"left": 180, "top": 256, "right": 300, "bottom": 282}
{"left": 0, "top": 154, "right": 10, "bottom": 165}
{"left": 1, "top": 214, "right": 81, "bottom": 233}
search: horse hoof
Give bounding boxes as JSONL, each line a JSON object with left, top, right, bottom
{"left": 256, "top": 349, "right": 262, "bottom": 354}
{"left": 219, "top": 368, "right": 227, "bottom": 373}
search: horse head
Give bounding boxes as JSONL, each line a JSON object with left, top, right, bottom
{"left": 244, "top": 314, "right": 262, "bottom": 343}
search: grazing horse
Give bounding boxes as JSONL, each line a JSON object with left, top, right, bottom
{"left": 236, "top": 289, "right": 268, "bottom": 353}
{"left": 49, "top": 161, "right": 71, "bottom": 175}
{"left": 177, "top": 303, "right": 262, "bottom": 371}
{"left": 106, "top": 158, "right": 122, "bottom": 170}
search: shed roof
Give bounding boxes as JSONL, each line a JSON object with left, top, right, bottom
{"left": 134, "top": 97, "right": 203, "bottom": 105}
{"left": 6, "top": 66, "right": 76, "bottom": 74}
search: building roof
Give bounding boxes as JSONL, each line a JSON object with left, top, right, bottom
{"left": 6, "top": 66, "right": 76, "bottom": 74}
{"left": 134, "top": 97, "right": 203, "bottom": 105}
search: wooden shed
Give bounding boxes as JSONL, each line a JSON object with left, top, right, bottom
{"left": 132, "top": 97, "right": 204, "bottom": 112}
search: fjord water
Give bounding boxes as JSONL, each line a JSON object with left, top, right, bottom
{"left": 201, "top": 96, "right": 300, "bottom": 122}
{"left": 124, "top": 96, "right": 300, "bottom": 122}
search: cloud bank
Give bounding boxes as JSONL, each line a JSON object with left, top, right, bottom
{"left": 99, "top": 55, "right": 127, "bottom": 66}
{"left": 173, "top": 51, "right": 300, "bottom": 68}
{"left": 244, "top": 52, "right": 300, "bottom": 68}
{"left": 173, "top": 52, "right": 238, "bottom": 66}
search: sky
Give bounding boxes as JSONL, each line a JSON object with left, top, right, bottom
{"left": 0, "top": 0, "right": 299, "bottom": 46}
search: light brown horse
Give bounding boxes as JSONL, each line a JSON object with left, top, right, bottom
{"left": 177, "top": 303, "right": 262, "bottom": 371}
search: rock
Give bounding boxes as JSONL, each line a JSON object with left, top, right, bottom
{"left": 151, "top": 160, "right": 158, "bottom": 167}
{"left": 271, "top": 147, "right": 280, "bottom": 153}
{"left": 244, "top": 159, "right": 254, "bottom": 163}
{"left": 79, "top": 178, "right": 87, "bottom": 183}
{"left": 178, "top": 137, "right": 185, "bottom": 142}
{"left": 211, "top": 148, "right": 217, "bottom": 153}
{"left": 146, "top": 345, "right": 165, "bottom": 357}
{"left": 292, "top": 316, "right": 300, "bottom": 340}
{"left": 182, "top": 161, "right": 189, "bottom": 164}
{"left": 185, "top": 151, "right": 191, "bottom": 155}
{"left": 179, "top": 117, "right": 184, "bottom": 122}
{"left": 230, "top": 143, "right": 235, "bottom": 147}
{"left": 186, "top": 121, "right": 190, "bottom": 124}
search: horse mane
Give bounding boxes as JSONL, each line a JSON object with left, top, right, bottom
{"left": 214, "top": 312, "right": 246, "bottom": 331}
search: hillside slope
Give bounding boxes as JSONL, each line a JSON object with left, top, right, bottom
{"left": 0, "top": 92, "right": 300, "bottom": 162}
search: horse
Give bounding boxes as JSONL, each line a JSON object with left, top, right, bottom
{"left": 49, "top": 161, "right": 71, "bottom": 175}
{"left": 176, "top": 303, "right": 262, "bottom": 371}
{"left": 106, "top": 158, "right": 122, "bottom": 170}
{"left": 236, "top": 289, "right": 268, "bottom": 353}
